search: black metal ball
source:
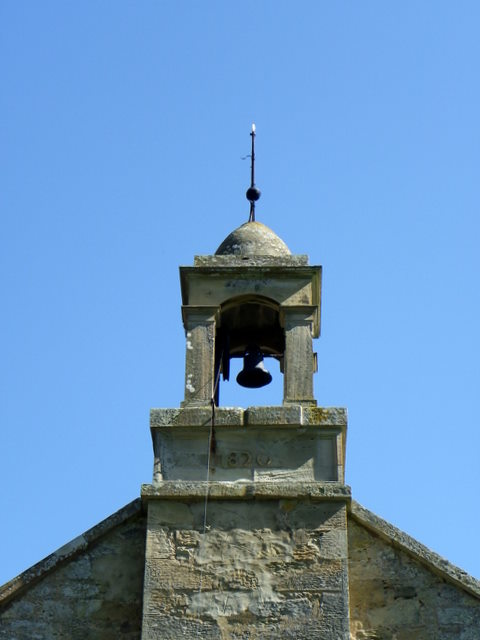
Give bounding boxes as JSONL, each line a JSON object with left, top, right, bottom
{"left": 246, "top": 186, "right": 261, "bottom": 202}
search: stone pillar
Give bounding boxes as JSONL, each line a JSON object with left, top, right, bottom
{"left": 282, "top": 306, "right": 316, "bottom": 405}
{"left": 181, "top": 306, "right": 218, "bottom": 407}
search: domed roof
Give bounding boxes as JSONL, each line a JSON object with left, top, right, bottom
{"left": 215, "top": 221, "right": 291, "bottom": 257}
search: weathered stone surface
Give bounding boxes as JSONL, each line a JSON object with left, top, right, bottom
{"left": 181, "top": 269, "right": 319, "bottom": 312}
{"left": 214, "top": 221, "right": 292, "bottom": 257}
{"left": 141, "top": 499, "right": 350, "bottom": 639}
{"left": 245, "top": 404, "right": 303, "bottom": 425}
{"left": 151, "top": 405, "right": 347, "bottom": 428}
{"left": 151, "top": 406, "right": 244, "bottom": 428}
{"left": 302, "top": 406, "right": 347, "bottom": 426}
{"left": 351, "top": 501, "right": 480, "bottom": 598}
{"left": 147, "top": 498, "right": 294, "bottom": 531}
{"left": 2, "top": 496, "right": 480, "bottom": 638}
{"left": 181, "top": 306, "right": 217, "bottom": 406}
{"left": 283, "top": 308, "right": 316, "bottom": 404}
{"left": 141, "top": 481, "right": 352, "bottom": 501}
{"left": 149, "top": 406, "right": 347, "bottom": 483}
{"left": 153, "top": 427, "right": 340, "bottom": 482}
{"left": 348, "top": 504, "right": 480, "bottom": 639}
{"left": 194, "top": 254, "right": 309, "bottom": 267}
{"left": 0, "top": 501, "right": 146, "bottom": 640}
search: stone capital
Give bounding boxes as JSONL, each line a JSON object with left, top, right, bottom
{"left": 181, "top": 305, "right": 219, "bottom": 329}
{"left": 280, "top": 304, "right": 318, "bottom": 330}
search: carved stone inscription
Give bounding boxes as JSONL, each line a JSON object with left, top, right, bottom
{"left": 223, "top": 451, "right": 272, "bottom": 468}
{"left": 157, "top": 428, "right": 338, "bottom": 482}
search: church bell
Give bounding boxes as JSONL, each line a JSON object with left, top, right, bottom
{"left": 236, "top": 345, "right": 272, "bottom": 389}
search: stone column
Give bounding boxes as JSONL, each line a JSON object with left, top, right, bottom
{"left": 181, "top": 306, "right": 218, "bottom": 407}
{"left": 281, "top": 306, "right": 316, "bottom": 405}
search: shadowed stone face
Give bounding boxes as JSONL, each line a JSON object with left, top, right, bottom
{"left": 215, "top": 221, "right": 291, "bottom": 257}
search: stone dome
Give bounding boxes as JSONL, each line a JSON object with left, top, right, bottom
{"left": 215, "top": 221, "right": 291, "bottom": 257}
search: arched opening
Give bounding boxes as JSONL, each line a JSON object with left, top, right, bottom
{"left": 214, "top": 295, "right": 284, "bottom": 405}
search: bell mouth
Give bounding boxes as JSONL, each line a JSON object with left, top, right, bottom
{"left": 236, "top": 345, "right": 272, "bottom": 389}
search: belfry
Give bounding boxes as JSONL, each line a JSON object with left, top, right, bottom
{"left": 1, "top": 127, "right": 479, "bottom": 639}
{"left": 180, "top": 219, "right": 320, "bottom": 407}
{"left": 140, "top": 127, "right": 351, "bottom": 637}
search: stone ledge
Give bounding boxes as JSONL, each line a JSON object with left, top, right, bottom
{"left": 245, "top": 405, "right": 302, "bottom": 425}
{"left": 141, "top": 481, "right": 351, "bottom": 502}
{"left": 150, "top": 406, "right": 347, "bottom": 429}
{"left": 193, "top": 255, "right": 310, "bottom": 267}
{"left": 302, "top": 407, "right": 347, "bottom": 425}
{"left": 150, "top": 407, "right": 244, "bottom": 428}
{"left": 350, "top": 500, "right": 480, "bottom": 600}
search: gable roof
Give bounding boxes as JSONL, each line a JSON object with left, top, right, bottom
{"left": 349, "top": 500, "right": 480, "bottom": 600}
{"left": 0, "top": 498, "right": 144, "bottom": 608}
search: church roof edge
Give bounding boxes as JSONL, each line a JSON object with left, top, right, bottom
{"left": 350, "top": 500, "right": 480, "bottom": 600}
{"left": 0, "top": 498, "right": 144, "bottom": 608}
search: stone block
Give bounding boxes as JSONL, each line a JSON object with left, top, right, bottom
{"left": 280, "top": 500, "right": 347, "bottom": 530}
{"left": 145, "top": 526, "right": 175, "bottom": 559}
{"left": 273, "top": 560, "right": 346, "bottom": 592}
{"left": 245, "top": 405, "right": 302, "bottom": 425}
{"left": 150, "top": 409, "right": 181, "bottom": 427}
{"left": 302, "top": 406, "right": 347, "bottom": 426}
{"left": 147, "top": 500, "right": 194, "bottom": 527}
{"left": 142, "top": 613, "right": 219, "bottom": 640}
{"left": 144, "top": 559, "right": 215, "bottom": 593}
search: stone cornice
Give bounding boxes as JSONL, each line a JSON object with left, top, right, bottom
{"left": 150, "top": 405, "right": 347, "bottom": 429}
{"left": 141, "top": 481, "right": 351, "bottom": 502}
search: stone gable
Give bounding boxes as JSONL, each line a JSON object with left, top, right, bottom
{"left": 0, "top": 500, "right": 146, "bottom": 640}
{"left": 348, "top": 504, "right": 480, "bottom": 639}
{"left": 1, "top": 499, "right": 480, "bottom": 639}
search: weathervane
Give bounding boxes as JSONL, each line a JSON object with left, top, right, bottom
{"left": 246, "top": 123, "right": 261, "bottom": 222}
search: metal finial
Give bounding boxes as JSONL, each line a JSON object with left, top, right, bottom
{"left": 246, "top": 123, "right": 261, "bottom": 222}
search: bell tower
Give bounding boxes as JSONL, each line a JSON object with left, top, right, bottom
{"left": 179, "top": 124, "right": 321, "bottom": 408}
{"left": 179, "top": 220, "right": 321, "bottom": 407}
{"left": 141, "top": 128, "right": 351, "bottom": 639}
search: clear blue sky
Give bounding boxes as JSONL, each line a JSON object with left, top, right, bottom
{"left": 1, "top": 1, "right": 479, "bottom": 585}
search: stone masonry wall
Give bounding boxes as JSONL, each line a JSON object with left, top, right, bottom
{"left": 142, "top": 498, "right": 349, "bottom": 639}
{"left": 0, "top": 509, "right": 146, "bottom": 640}
{"left": 348, "top": 517, "right": 480, "bottom": 640}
